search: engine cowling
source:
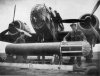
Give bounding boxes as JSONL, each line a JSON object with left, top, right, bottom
{"left": 78, "top": 14, "right": 99, "bottom": 35}
{"left": 8, "top": 20, "right": 31, "bottom": 35}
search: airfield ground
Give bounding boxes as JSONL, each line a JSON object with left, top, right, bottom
{"left": 0, "top": 66, "right": 85, "bottom": 76}
{"left": 0, "top": 59, "right": 98, "bottom": 76}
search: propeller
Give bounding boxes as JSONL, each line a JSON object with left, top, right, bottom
{"left": 15, "top": 28, "right": 32, "bottom": 37}
{"left": 90, "top": 0, "right": 100, "bottom": 42}
{"left": 90, "top": 22, "right": 100, "bottom": 43}
{"left": 61, "top": 19, "right": 85, "bottom": 23}
{"left": 91, "top": 0, "right": 100, "bottom": 15}
{"left": 13, "top": 5, "right": 16, "bottom": 22}
{"left": 61, "top": 0, "right": 100, "bottom": 23}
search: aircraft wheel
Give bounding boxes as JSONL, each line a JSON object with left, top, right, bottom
{"left": 85, "top": 66, "right": 99, "bottom": 76}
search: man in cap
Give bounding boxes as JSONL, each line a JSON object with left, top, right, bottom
{"left": 63, "top": 23, "right": 87, "bottom": 66}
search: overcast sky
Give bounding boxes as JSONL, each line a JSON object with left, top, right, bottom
{"left": 0, "top": 0, "right": 100, "bottom": 33}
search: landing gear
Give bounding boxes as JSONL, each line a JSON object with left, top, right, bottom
{"left": 6, "top": 55, "right": 27, "bottom": 63}
{"left": 6, "top": 55, "right": 14, "bottom": 62}
{"left": 15, "top": 56, "right": 27, "bottom": 63}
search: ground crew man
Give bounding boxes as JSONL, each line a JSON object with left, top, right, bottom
{"left": 14, "top": 32, "right": 27, "bottom": 63}
{"left": 63, "top": 23, "right": 87, "bottom": 66}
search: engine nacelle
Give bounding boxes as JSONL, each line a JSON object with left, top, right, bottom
{"left": 8, "top": 20, "right": 31, "bottom": 35}
{"left": 78, "top": 14, "right": 99, "bottom": 35}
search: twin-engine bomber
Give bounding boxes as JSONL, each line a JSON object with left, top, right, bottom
{"left": 0, "top": 1, "right": 100, "bottom": 75}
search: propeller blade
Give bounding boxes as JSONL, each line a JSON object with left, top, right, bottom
{"left": 91, "top": 0, "right": 100, "bottom": 15}
{"left": 61, "top": 19, "right": 85, "bottom": 23}
{"left": 15, "top": 28, "right": 32, "bottom": 37}
{"left": 13, "top": 5, "right": 16, "bottom": 22}
{"left": 90, "top": 23, "right": 100, "bottom": 42}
